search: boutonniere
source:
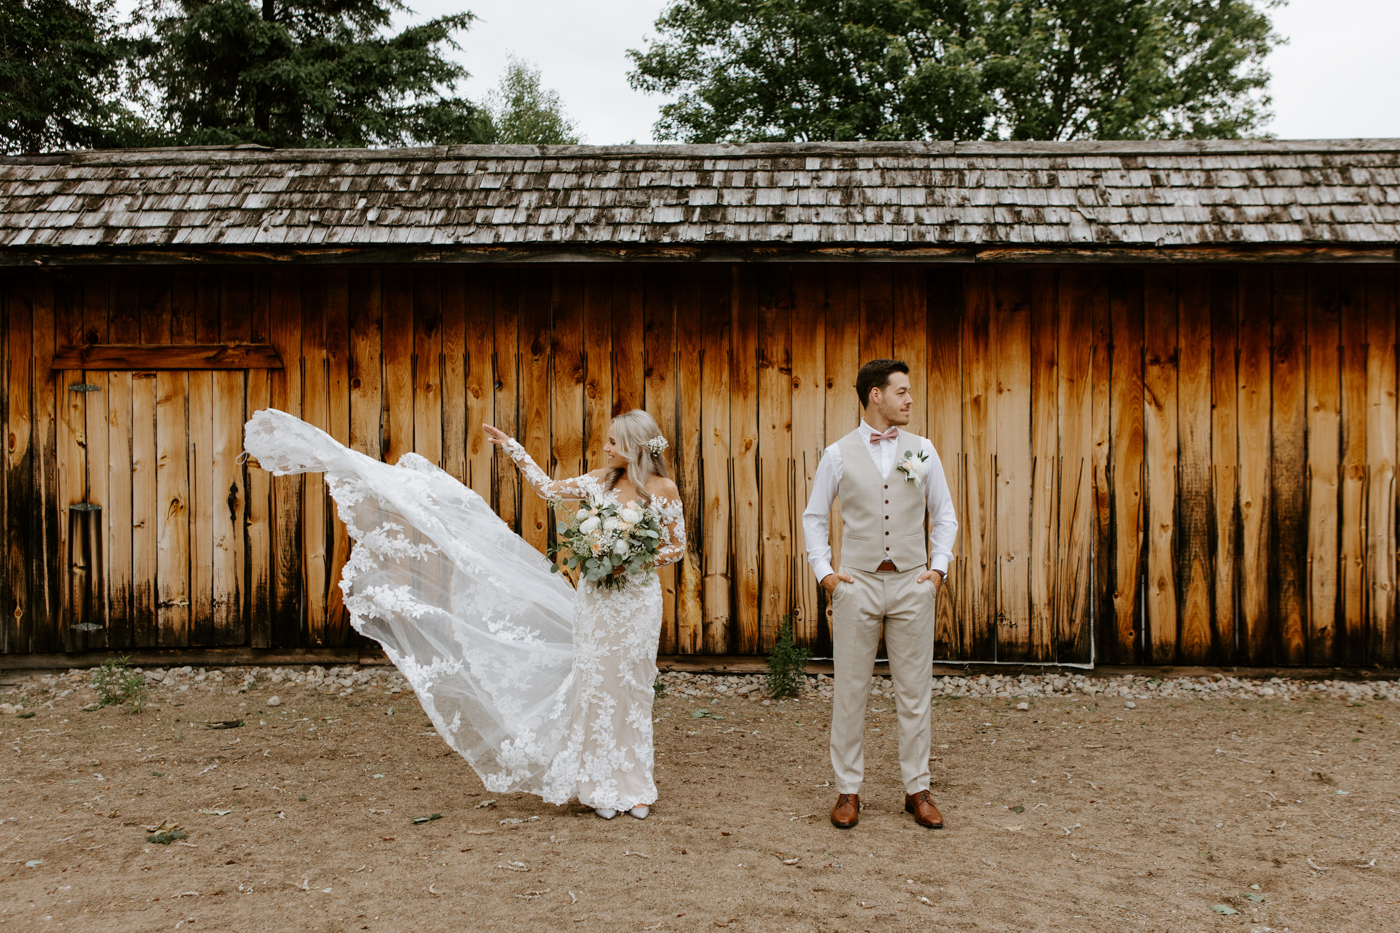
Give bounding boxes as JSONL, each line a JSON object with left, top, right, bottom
{"left": 896, "top": 450, "right": 929, "bottom": 486}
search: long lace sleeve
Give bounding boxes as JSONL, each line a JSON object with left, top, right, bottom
{"left": 503, "top": 438, "right": 601, "bottom": 501}
{"left": 652, "top": 498, "right": 686, "bottom": 568}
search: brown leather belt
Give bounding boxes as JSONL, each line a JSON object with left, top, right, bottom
{"left": 875, "top": 560, "right": 898, "bottom": 572}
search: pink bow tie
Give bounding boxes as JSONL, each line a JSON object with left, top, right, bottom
{"left": 869, "top": 428, "right": 899, "bottom": 444}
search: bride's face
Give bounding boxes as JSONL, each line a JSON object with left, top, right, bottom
{"left": 603, "top": 426, "right": 628, "bottom": 470}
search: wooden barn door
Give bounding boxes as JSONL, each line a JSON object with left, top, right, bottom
{"left": 56, "top": 364, "right": 256, "bottom": 650}
{"left": 50, "top": 269, "right": 281, "bottom": 652}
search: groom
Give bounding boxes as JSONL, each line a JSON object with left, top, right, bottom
{"left": 801, "top": 359, "right": 958, "bottom": 829}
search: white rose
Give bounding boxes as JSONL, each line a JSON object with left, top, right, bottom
{"left": 619, "top": 507, "right": 643, "bottom": 524}
{"left": 613, "top": 540, "right": 631, "bottom": 557}
{"left": 578, "top": 516, "right": 600, "bottom": 535}
{"left": 604, "top": 517, "right": 623, "bottom": 532}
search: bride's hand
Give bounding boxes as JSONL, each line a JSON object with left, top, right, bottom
{"left": 482, "top": 424, "right": 510, "bottom": 446}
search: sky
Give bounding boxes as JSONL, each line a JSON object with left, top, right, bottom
{"left": 433, "top": 0, "right": 1400, "bottom": 144}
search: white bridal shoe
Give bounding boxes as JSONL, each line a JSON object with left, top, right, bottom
{"left": 628, "top": 805, "right": 650, "bottom": 820}
{"left": 594, "top": 808, "right": 617, "bottom": 820}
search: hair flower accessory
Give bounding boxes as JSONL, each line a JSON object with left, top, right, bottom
{"left": 644, "top": 435, "right": 669, "bottom": 456}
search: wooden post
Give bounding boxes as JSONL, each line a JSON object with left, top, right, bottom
{"left": 1271, "top": 268, "right": 1308, "bottom": 665}
{"left": 1177, "top": 270, "right": 1213, "bottom": 664}
{"left": 790, "top": 267, "right": 826, "bottom": 647}
{"left": 79, "top": 272, "right": 111, "bottom": 651}
{"left": 1237, "top": 268, "right": 1273, "bottom": 664}
{"left": 643, "top": 267, "right": 679, "bottom": 653}
{"left": 267, "top": 267, "right": 303, "bottom": 648}
{"left": 927, "top": 268, "right": 963, "bottom": 660}
{"left": 324, "top": 268, "right": 352, "bottom": 645}
{"left": 245, "top": 270, "right": 274, "bottom": 649}
{"left": 823, "top": 267, "right": 860, "bottom": 655}
{"left": 700, "top": 269, "right": 733, "bottom": 653}
{"left": 961, "top": 268, "right": 996, "bottom": 661}
{"left": 442, "top": 268, "right": 468, "bottom": 485}
{"left": 675, "top": 267, "right": 706, "bottom": 653}
{"left": 1367, "top": 268, "right": 1398, "bottom": 667}
{"left": 1029, "top": 270, "right": 1058, "bottom": 662}
{"left": 300, "top": 270, "right": 329, "bottom": 645}
{"left": 1143, "top": 269, "right": 1180, "bottom": 665}
{"left": 1056, "top": 269, "right": 1094, "bottom": 665}
{"left": 492, "top": 271, "right": 520, "bottom": 532}
{"left": 6, "top": 273, "right": 35, "bottom": 654}
{"left": 1338, "top": 269, "right": 1368, "bottom": 665}
{"left": 1090, "top": 271, "right": 1114, "bottom": 666}
{"left": 1108, "top": 270, "right": 1145, "bottom": 664}
{"left": 518, "top": 271, "right": 551, "bottom": 553}
{"left": 757, "top": 266, "right": 793, "bottom": 652}
{"left": 1306, "top": 268, "right": 1342, "bottom": 664}
{"left": 1209, "top": 270, "right": 1239, "bottom": 664}
{"left": 994, "top": 269, "right": 1033, "bottom": 661}
{"left": 730, "top": 266, "right": 761, "bottom": 655}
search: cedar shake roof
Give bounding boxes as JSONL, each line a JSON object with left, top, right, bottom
{"left": 1, "top": 140, "right": 1398, "bottom": 257}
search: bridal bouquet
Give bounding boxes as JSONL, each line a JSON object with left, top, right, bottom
{"left": 548, "top": 498, "right": 665, "bottom": 590}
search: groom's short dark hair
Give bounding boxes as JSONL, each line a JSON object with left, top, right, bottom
{"left": 856, "top": 359, "right": 909, "bottom": 408}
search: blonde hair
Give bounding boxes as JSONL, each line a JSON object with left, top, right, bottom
{"left": 605, "top": 410, "right": 672, "bottom": 504}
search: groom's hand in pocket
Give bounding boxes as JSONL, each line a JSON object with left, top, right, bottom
{"left": 822, "top": 572, "right": 855, "bottom": 596}
{"left": 918, "top": 569, "right": 944, "bottom": 595}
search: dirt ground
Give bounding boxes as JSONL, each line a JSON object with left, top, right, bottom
{"left": 2, "top": 667, "right": 1398, "bottom": 932}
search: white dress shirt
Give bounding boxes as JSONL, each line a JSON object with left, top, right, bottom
{"left": 801, "top": 420, "right": 958, "bottom": 581}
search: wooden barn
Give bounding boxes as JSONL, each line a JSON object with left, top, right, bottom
{"left": 1, "top": 139, "right": 1398, "bottom": 670}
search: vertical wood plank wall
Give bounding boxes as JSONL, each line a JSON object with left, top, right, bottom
{"left": 2, "top": 263, "right": 1398, "bottom": 667}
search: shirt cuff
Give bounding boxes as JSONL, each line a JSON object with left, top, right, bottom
{"left": 812, "top": 560, "right": 836, "bottom": 581}
{"left": 927, "top": 555, "right": 951, "bottom": 575}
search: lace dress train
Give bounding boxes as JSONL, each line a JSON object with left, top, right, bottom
{"left": 242, "top": 409, "right": 684, "bottom": 809}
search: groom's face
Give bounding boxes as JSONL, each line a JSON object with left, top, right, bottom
{"left": 869, "top": 372, "right": 913, "bottom": 426}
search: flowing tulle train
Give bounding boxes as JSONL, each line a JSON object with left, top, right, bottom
{"left": 243, "top": 408, "right": 581, "bottom": 801}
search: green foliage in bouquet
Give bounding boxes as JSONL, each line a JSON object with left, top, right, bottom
{"left": 548, "top": 498, "right": 664, "bottom": 591}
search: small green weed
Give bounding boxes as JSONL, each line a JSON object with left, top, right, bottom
{"left": 92, "top": 655, "right": 148, "bottom": 713}
{"left": 765, "top": 618, "right": 811, "bottom": 699}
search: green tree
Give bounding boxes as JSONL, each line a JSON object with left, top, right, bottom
{"left": 628, "top": 0, "right": 1282, "bottom": 143}
{"left": 484, "top": 56, "right": 582, "bottom": 145}
{"left": 1, "top": 0, "right": 145, "bottom": 153}
{"left": 128, "top": 0, "right": 492, "bottom": 147}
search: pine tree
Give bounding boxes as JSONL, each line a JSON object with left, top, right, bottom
{"left": 128, "top": 0, "right": 492, "bottom": 147}
{"left": 1, "top": 0, "right": 144, "bottom": 153}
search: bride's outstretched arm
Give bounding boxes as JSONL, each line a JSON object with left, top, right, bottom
{"left": 483, "top": 424, "right": 599, "bottom": 501}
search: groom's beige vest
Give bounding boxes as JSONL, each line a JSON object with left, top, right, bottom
{"left": 836, "top": 429, "right": 928, "bottom": 573}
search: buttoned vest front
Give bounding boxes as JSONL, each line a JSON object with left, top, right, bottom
{"left": 835, "top": 429, "right": 927, "bottom": 573}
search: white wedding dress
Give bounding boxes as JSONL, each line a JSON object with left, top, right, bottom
{"left": 243, "top": 409, "right": 685, "bottom": 811}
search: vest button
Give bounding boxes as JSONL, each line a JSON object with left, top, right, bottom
{"left": 885, "top": 531, "right": 890, "bottom": 535}
{"left": 884, "top": 485, "right": 889, "bottom": 489}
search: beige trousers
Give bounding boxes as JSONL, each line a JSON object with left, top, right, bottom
{"left": 829, "top": 567, "right": 936, "bottom": 795}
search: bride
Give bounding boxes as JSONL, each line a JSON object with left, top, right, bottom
{"left": 243, "top": 408, "right": 684, "bottom": 820}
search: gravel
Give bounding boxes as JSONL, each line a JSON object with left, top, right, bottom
{"left": 0, "top": 665, "right": 1395, "bottom": 712}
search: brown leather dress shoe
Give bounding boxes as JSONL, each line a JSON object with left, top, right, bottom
{"left": 905, "top": 790, "right": 944, "bottom": 828}
{"left": 830, "top": 793, "right": 860, "bottom": 828}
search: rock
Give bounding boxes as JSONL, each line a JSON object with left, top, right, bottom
{"left": 1124, "top": 701, "right": 1136, "bottom": 709}
{"left": 266, "top": 696, "right": 281, "bottom": 707}
{"left": 1016, "top": 702, "right": 1029, "bottom": 711}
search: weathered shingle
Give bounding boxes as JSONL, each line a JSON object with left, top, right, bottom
{"left": 0, "top": 140, "right": 1397, "bottom": 252}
